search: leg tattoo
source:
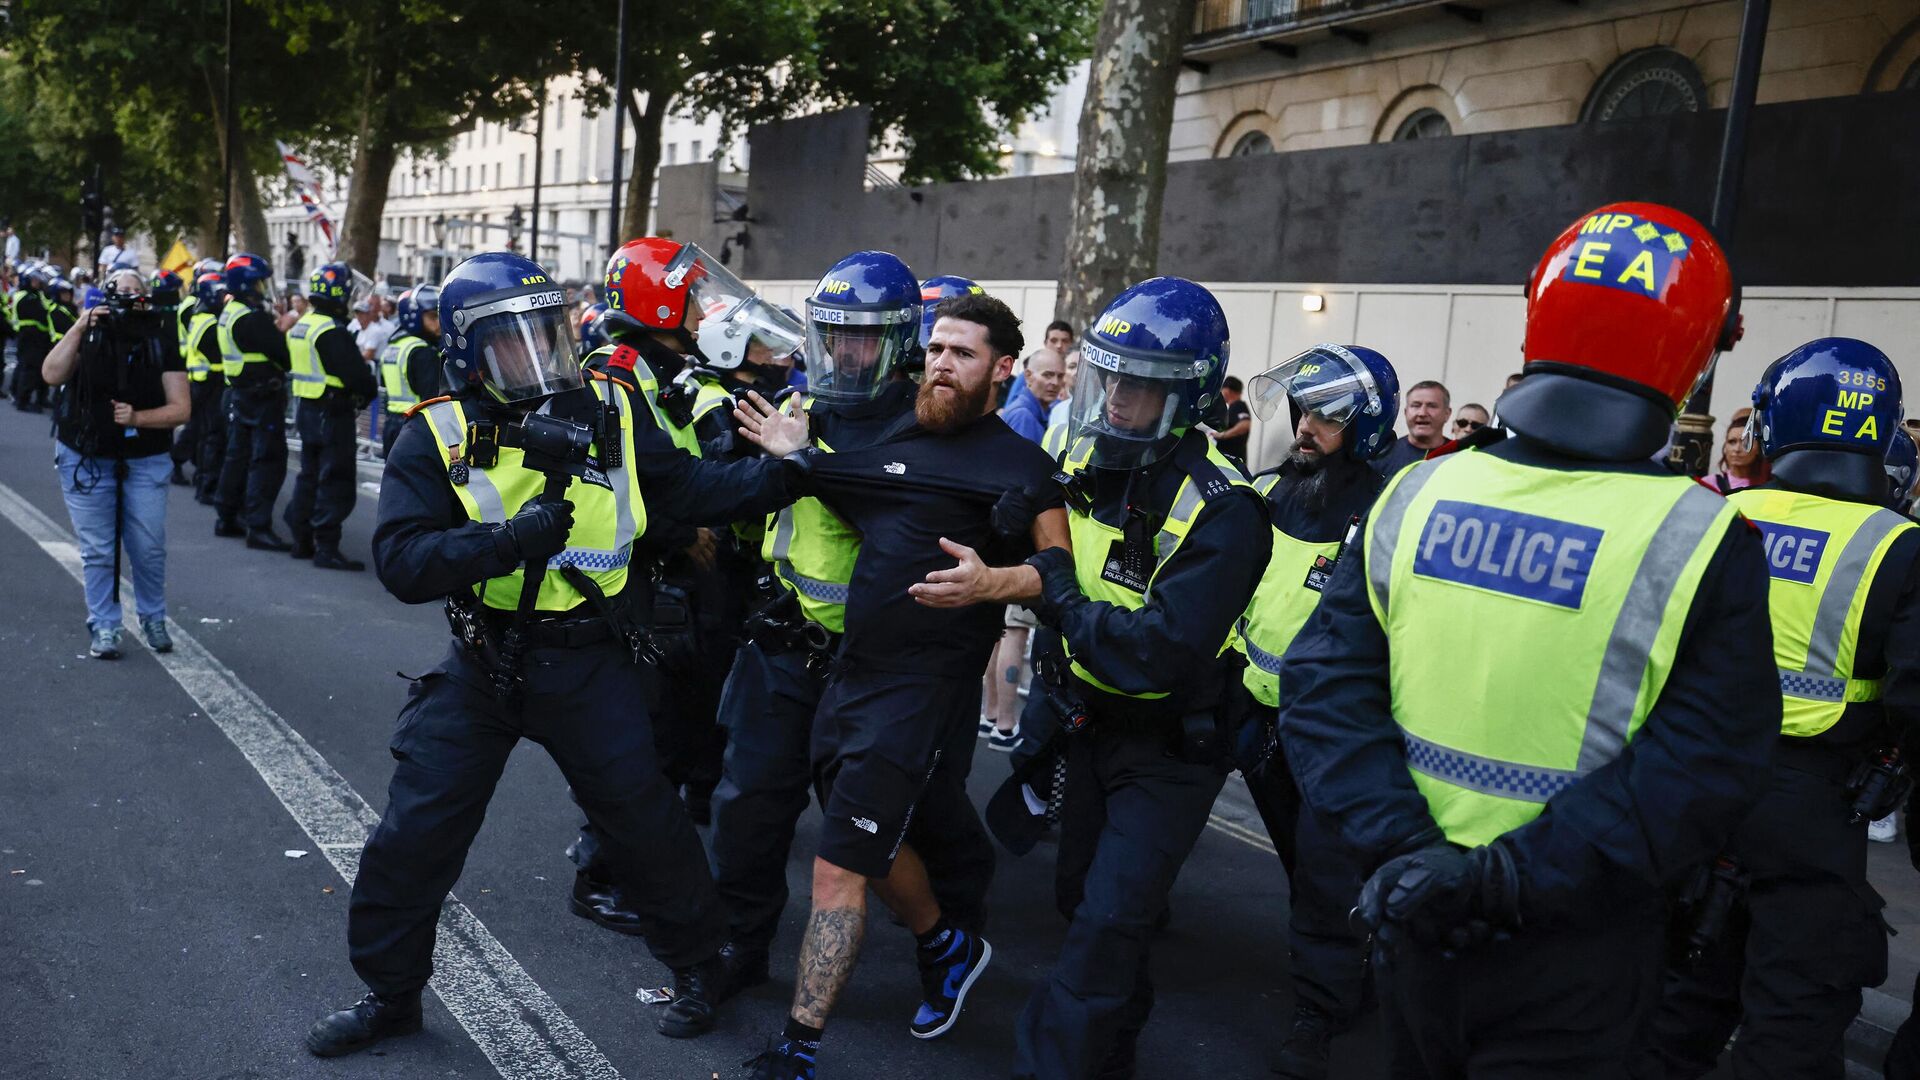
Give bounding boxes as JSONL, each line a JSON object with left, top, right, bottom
{"left": 791, "top": 905, "right": 866, "bottom": 1028}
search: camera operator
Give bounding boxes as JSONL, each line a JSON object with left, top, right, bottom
{"left": 41, "top": 268, "right": 189, "bottom": 659}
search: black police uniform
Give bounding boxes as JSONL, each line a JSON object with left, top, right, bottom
{"left": 1239, "top": 450, "right": 1383, "bottom": 1040}
{"left": 285, "top": 311, "right": 378, "bottom": 553}
{"left": 215, "top": 299, "right": 292, "bottom": 532}
{"left": 1636, "top": 485, "right": 1920, "bottom": 1079}
{"left": 189, "top": 313, "right": 228, "bottom": 504}
{"left": 11, "top": 288, "right": 51, "bottom": 411}
{"left": 1279, "top": 436, "right": 1778, "bottom": 1078}
{"left": 1014, "top": 432, "right": 1270, "bottom": 1080}
{"left": 350, "top": 376, "right": 803, "bottom": 1001}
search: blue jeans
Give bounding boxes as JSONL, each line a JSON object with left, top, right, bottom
{"left": 54, "top": 442, "right": 170, "bottom": 629}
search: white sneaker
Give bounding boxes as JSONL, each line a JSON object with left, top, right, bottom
{"left": 1869, "top": 814, "right": 1899, "bottom": 843}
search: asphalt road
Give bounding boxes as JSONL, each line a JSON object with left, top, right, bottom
{"left": 0, "top": 406, "right": 1371, "bottom": 1080}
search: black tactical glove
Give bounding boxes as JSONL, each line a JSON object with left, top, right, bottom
{"left": 1355, "top": 839, "right": 1520, "bottom": 958}
{"left": 501, "top": 499, "right": 574, "bottom": 563}
{"left": 1024, "top": 546, "right": 1084, "bottom": 628}
{"left": 991, "top": 484, "right": 1043, "bottom": 541}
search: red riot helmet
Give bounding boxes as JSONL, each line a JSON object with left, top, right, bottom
{"left": 1501, "top": 202, "right": 1735, "bottom": 461}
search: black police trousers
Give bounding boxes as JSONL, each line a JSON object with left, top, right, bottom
{"left": 1885, "top": 970, "right": 1920, "bottom": 1080}
{"left": 1241, "top": 704, "right": 1371, "bottom": 1026}
{"left": 1014, "top": 725, "right": 1228, "bottom": 1080}
{"left": 216, "top": 385, "right": 288, "bottom": 529}
{"left": 1635, "top": 760, "right": 1887, "bottom": 1080}
{"left": 380, "top": 410, "right": 406, "bottom": 458}
{"left": 11, "top": 344, "right": 48, "bottom": 409}
{"left": 188, "top": 380, "right": 228, "bottom": 501}
{"left": 1381, "top": 913, "right": 1664, "bottom": 1079}
{"left": 285, "top": 399, "right": 359, "bottom": 545}
{"left": 348, "top": 639, "right": 727, "bottom": 996}
{"left": 707, "top": 642, "right": 993, "bottom": 953}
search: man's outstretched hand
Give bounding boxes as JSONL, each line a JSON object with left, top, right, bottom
{"left": 733, "top": 390, "right": 810, "bottom": 458}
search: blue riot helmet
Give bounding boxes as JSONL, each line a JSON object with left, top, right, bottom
{"left": 195, "top": 257, "right": 224, "bottom": 278}
{"left": 306, "top": 261, "right": 355, "bottom": 318}
{"left": 1248, "top": 343, "right": 1400, "bottom": 462}
{"left": 395, "top": 283, "right": 441, "bottom": 339}
{"left": 804, "top": 250, "right": 921, "bottom": 403}
{"left": 21, "top": 264, "right": 46, "bottom": 289}
{"left": 223, "top": 252, "right": 277, "bottom": 304}
{"left": 194, "top": 270, "right": 228, "bottom": 309}
{"left": 438, "top": 251, "right": 581, "bottom": 404}
{"left": 918, "top": 275, "right": 982, "bottom": 348}
{"left": 1066, "top": 277, "right": 1231, "bottom": 471}
{"left": 578, "top": 301, "right": 609, "bottom": 350}
{"left": 1751, "top": 337, "right": 1904, "bottom": 501}
{"left": 1885, "top": 430, "right": 1918, "bottom": 515}
{"left": 148, "top": 269, "right": 183, "bottom": 311}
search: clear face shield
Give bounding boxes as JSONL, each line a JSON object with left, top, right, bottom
{"left": 456, "top": 291, "right": 583, "bottom": 403}
{"left": 1065, "top": 337, "right": 1212, "bottom": 470}
{"left": 348, "top": 269, "right": 376, "bottom": 314}
{"left": 1249, "top": 345, "right": 1383, "bottom": 430}
{"left": 804, "top": 305, "right": 917, "bottom": 402}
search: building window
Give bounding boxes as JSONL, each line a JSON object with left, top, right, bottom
{"left": 555, "top": 96, "right": 565, "bottom": 129}
{"left": 1903, "top": 58, "right": 1920, "bottom": 90}
{"left": 1393, "top": 108, "right": 1453, "bottom": 140}
{"left": 554, "top": 148, "right": 563, "bottom": 180}
{"left": 493, "top": 163, "right": 501, "bottom": 188}
{"left": 666, "top": 143, "right": 678, "bottom": 165}
{"left": 465, "top": 165, "right": 473, "bottom": 191}
{"left": 518, "top": 154, "right": 527, "bottom": 186}
{"left": 690, "top": 139, "right": 703, "bottom": 160}
{"left": 1229, "top": 131, "right": 1273, "bottom": 157}
{"left": 1583, "top": 47, "right": 1708, "bottom": 123}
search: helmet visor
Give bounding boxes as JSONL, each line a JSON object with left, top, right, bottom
{"left": 1249, "top": 345, "right": 1382, "bottom": 424}
{"left": 664, "top": 242, "right": 756, "bottom": 330}
{"left": 1064, "top": 337, "right": 1203, "bottom": 470}
{"left": 468, "top": 306, "right": 582, "bottom": 402}
{"left": 805, "top": 305, "right": 916, "bottom": 402}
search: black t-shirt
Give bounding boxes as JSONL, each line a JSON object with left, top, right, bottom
{"left": 1217, "top": 399, "right": 1252, "bottom": 460}
{"left": 55, "top": 312, "right": 185, "bottom": 459}
{"left": 805, "top": 411, "right": 1063, "bottom": 676}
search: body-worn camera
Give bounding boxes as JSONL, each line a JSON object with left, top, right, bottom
{"left": 466, "top": 411, "right": 596, "bottom": 476}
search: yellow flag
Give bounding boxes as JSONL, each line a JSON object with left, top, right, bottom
{"left": 160, "top": 240, "right": 196, "bottom": 278}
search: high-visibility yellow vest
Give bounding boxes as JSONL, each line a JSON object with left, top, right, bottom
{"left": 286, "top": 310, "right": 346, "bottom": 399}
{"left": 759, "top": 395, "right": 859, "bottom": 633}
{"left": 47, "top": 302, "right": 73, "bottom": 343}
{"left": 1235, "top": 472, "right": 1345, "bottom": 708}
{"left": 1042, "top": 420, "right": 1070, "bottom": 460}
{"left": 1364, "top": 449, "right": 1735, "bottom": 846}
{"left": 381, "top": 334, "right": 432, "bottom": 414}
{"left": 175, "top": 299, "right": 195, "bottom": 358}
{"left": 1061, "top": 434, "right": 1254, "bottom": 698}
{"left": 1727, "top": 487, "right": 1916, "bottom": 737}
{"left": 217, "top": 301, "right": 274, "bottom": 379}
{"left": 184, "top": 311, "right": 219, "bottom": 381}
{"left": 415, "top": 375, "right": 647, "bottom": 612}
{"left": 587, "top": 344, "right": 703, "bottom": 457}
{"left": 5, "top": 289, "right": 20, "bottom": 332}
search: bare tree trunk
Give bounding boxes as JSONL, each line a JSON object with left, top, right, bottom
{"left": 621, "top": 88, "right": 670, "bottom": 240}
{"left": 1055, "top": 0, "right": 1197, "bottom": 333}
{"left": 339, "top": 61, "right": 400, "bottom": 275}
{"left": 228, "top": 132, "right": 273, "bottom": 257}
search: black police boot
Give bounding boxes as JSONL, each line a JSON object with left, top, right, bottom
{"left": 169, "top": 463, "right": 191, "bottom": 486}
{"left": 658, "top": 953, "right": 726, "bottom": 1038}
{"left": 289, "top": 532, "right": 316, "bottom": 559}
{"left": 683, "top": 783, "right": 713, "bottom": 827}
{"left": 305, "top": 990, "right": 423, "bottom": 1057}
{"left": 1271, "top": 1002, "right": 1333, "bottom": 1079}
{"left": 246, "top": 527, "right": 293, "bottom": 552}
{"left": 719, "top": 941, "right": 770, "bottom": 1002}
{"left": 1094, "top": 1032, "right": 1138, "bottom": 1080}
{"left": 567, "top": 870, "right": 647, "bottom": 937}
{"left": 214, "top": 517, "right": 246, "bottom": 538}
{"left": 312, "top": 544, "right": 364, "bottom": 571}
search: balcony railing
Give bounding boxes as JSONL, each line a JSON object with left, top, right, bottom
{"left": 1191, "top": 0, "right": 1431, "bottom": 41}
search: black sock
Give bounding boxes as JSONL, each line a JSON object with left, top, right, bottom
{"left": 915, "top": 917, "right": 956, "bottom": 953}
{"left": 782, "top": 1017, "right": 823, "bottom": 1050}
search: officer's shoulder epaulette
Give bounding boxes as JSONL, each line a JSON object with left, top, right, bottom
{"left": 404, "top": 395, "right": 454, "bottom": 419}
{"left": 590, "top": 369, "right": 636, "bottom": 394}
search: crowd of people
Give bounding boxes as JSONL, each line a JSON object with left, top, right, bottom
{"left": 6, "top": 198, "right": 1920, "bottom": 1080}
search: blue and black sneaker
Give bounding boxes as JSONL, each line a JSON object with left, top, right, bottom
{"left": 743, "top": 1039, "right": 816, "bottom": 1080}
{"left": 909, "top": 928, "right": 992, "bottom": 1039}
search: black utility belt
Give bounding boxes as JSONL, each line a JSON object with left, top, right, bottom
{"left": 449, "top": 599, "right": 620, "bottom": 650}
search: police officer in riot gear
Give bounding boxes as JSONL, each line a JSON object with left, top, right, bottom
{"left": 1236, "top": 344, "right": 1400, "bottom": 1079}
{"left": 1637, "top": 338, "right": 1920, "bottom": 1078}
{"left": 306, "top": 251, "right": 813, "bottom": 1058}
{"left": 378, "top": 283, "right": 440, "bottom": 456}
{"left": 1278, "top": 203, "right": 1779, "bottom": 1076}
{"left": 11, "top": 264, "right": 51, "bottom": 412}
{"left": 284, "top": 263, "right": 378, "bottom": 569}
{"left": 213, "top": 252, "right": 295, "bottom": 549}
{"left": 180, "top": 269, "right": 228, "bottom": 505}
{"left": 1006, "top": 277, "right": 1271, "bottom": 1079}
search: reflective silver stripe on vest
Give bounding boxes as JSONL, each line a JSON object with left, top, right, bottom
{"left": 290, "top": 371, "right": 328, "bottom": 383}
{"left": 1574, "top": 484, "right": 1728, "bottom": 773}
{"left": 778, "top": 562, "right": 851, "bottom": 604}
{"left": 1150, "top": 459, "right": 1243, "bottom": 586}
{"left": 1366, "top": 458, "right": 1443, "bottom": 615}
{"left": 602, "top": 381, "right": 637, "bottom": 562}
{"left": 1238, "top": 616, "right": 1285, "bottom": 674}
{"left": 1779, "top": 668, "right": 1848, "bottom": 701}
{"left": 1798, "top": 508, "right": 1909, "bottom": 681}
{"left": 1403, "top": 730, "right": 1579, "bottom": 804}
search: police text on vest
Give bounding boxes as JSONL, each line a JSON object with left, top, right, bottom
{"left": 1413, "top": 500, "right": 1602, "bottom": 609}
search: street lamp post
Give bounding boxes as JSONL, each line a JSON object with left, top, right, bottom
{"left": 216, "top": 0, "right": 235, "bottom": 252}
{"left": 531, "top": 80, "right": 546, "bottom": 269}
{"left": 609, "top": 0, "right": 630, "bottom": 253}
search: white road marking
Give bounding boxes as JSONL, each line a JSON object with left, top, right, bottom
{"left": 0, "top": 480, "right": 623, "bottom": 1080}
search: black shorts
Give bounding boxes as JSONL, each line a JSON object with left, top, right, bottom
{"left": 810, "top": 666, "right": 975, "bottom": 878}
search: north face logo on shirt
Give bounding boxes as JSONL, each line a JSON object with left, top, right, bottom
{"left": 852, "top": 816, "right": 879, "bottom": 834}
{"left": 884, "top": 462, "right": 906, "bottom": 475}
